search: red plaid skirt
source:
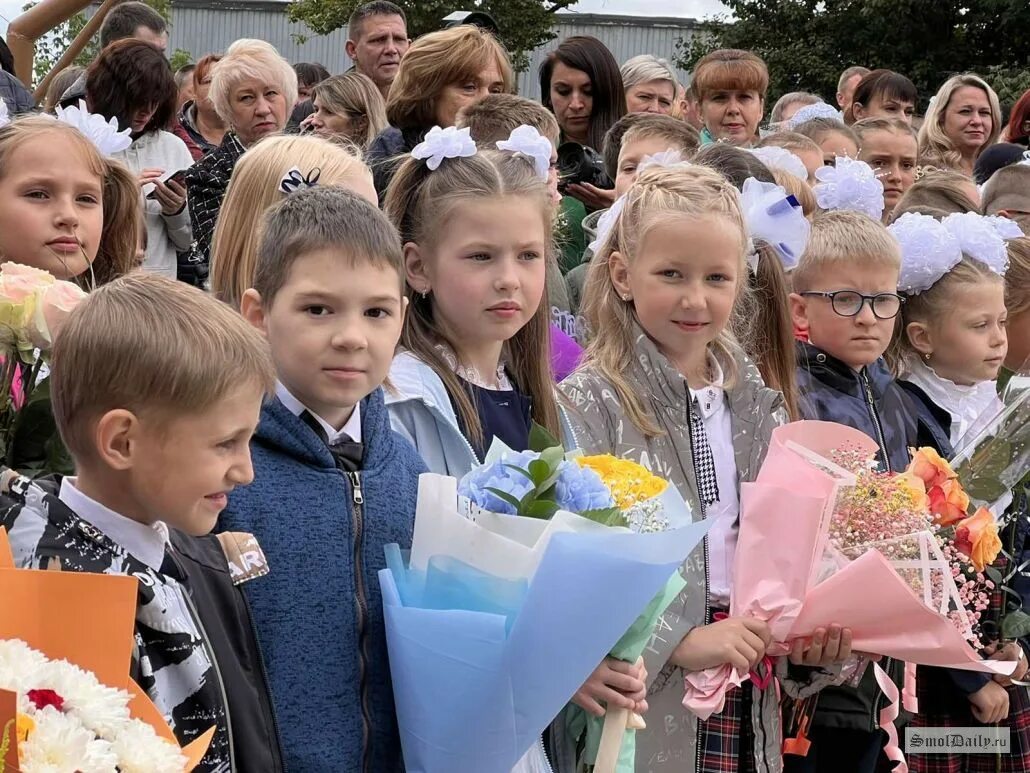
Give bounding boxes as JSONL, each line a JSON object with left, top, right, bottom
{"left": 699, "top": 681, "right": 756, "bottom": 773}
{"left": 906, "top": 682, "right": 1030, "bottom": 772}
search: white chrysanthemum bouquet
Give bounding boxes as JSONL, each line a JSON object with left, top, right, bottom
{"left": 0, "top": 639, "right": 188, "bottom": 772}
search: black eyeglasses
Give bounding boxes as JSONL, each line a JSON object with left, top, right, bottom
{"left": 801, "top": 290, "right": 905, "bottom": 319}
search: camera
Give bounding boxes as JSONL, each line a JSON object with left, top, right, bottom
{"left": 556, "top": 142, "right": 613, "bottom": 192}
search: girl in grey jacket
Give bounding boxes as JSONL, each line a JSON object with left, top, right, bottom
{"left": 559, "top": 163, "right": 846, "bottom": 772}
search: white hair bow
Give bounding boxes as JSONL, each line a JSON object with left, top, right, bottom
{"left": 496, "top": 125, "right": 552, "bottom": 181}
{"left": 54, "top": 100, "right": 132, "bottom": 156}
{"left": 638, "top": 149, "right": 687, "bottom": 173}
{"left": 787, "top": 102, "right": 843, "bottom": 129}
{"left": 740, "top": 177, "right": 810, "bottom": 270}
{"left": 412, "top": 125, "right": 477, "bottom": 171}
{"left": 814, "top": 156, "right": 885, "bottom": 221}
{"left": 942, "top": 212, "right": 1021, "bottom": 277}
{"left": 890, "top": 212, "right": 964, "bottom": 294}
{"left": 588, "top": 195, "right": 626, "bottom": 255}
{"left": 749, "top": 146, "right": 807, "bottom": 182}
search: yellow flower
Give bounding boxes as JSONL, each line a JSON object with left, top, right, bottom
{"left": 576, "top": 455, "right": 667, "bottom": 510}
{"left": 895, "top": 471, "right": 930, "bottom": 510}
{"left": 16, "top": 711, "right": 34, "bottom": 743}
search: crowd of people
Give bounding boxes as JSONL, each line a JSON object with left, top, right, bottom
{"left": 0, "top": 0, "right": 1028, "bottom": 771}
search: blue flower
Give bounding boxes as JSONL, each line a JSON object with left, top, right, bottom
{"left": 458, "top": 451, "right": 540, "bottom": 514}
{"left": 554, "top": 461, "right": 614, "bottom": 512}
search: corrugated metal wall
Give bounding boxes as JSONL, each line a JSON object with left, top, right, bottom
{"left": 164, "top": 2, "right": 696, "bottom": 98}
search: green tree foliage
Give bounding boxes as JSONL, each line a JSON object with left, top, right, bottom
{"left": 287, "top": 0, "right": 577, "bottom": 73}
{"left": 23, "top": 0, "right": 174, "bottom": 87}
{"left": 676, "top": 0, "right": 1030, "bottom": 109}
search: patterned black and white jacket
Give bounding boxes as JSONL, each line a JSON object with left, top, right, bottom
{"left": 183, "top": 132, "right": 246, "bottom": 273}
{"left": 0, "top": 480, "right": 275, "bottom": 773}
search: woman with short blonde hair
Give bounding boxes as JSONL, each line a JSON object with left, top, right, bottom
{"left": 367, "top": 25, "right": 514, "bottom": 197}
{"left": 620, "top": 54, "right": 677, "bottom": 114}
{"left": 183, "top": 39, "right": 298, "bottom": 273}
{"left": 210, "top": 134, "right": 376, "bottom": 309}
{"left": 308, "top": 72, "right": 388, "bottom": 151}
{"left": 918, "top": 73, "right": 1001, "bottom": 176}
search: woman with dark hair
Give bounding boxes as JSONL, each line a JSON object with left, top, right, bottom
{"left": 294, "top": 62, "right": 330, "bottom": 103}
{"left": 539, "top": 36, "right": 625, "bottom": 210}
{"left": 1002, "top": 88, "right": 1030, "bottom": 147}
{"left": 176, "top": 54, "right": 226, "bottom": 158}
{"left": 846, "top": 69, "right": 918, "bottom": 125}
{"left": 86, "top": 38, "right": 194, "bottom": 279}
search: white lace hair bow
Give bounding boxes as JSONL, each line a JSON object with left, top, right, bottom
{"left": 889, "top": 212, "right": 963, "bottom": 294}
{"left": 412, "top": 125, "right": 477, "bottom": 171}
{"left": 496, "top": 125, "right": 552, "bottom": 181}
{"left": 814, "top": 156, "right": 885, "bottom": 220}
{"left": 942, "top": 211, "right": 1022, "bottom": 276}
{"left": 788, "top": 102, "right": 843, "bottom": 129}
{"left": 740, "top": 177, "right": 810, "bottom": 270}
{"left": 588, "top": 194, "right": 626, "bottom": 255}
{"left": 54, "top": 100, "right": 132, "bottom": 156}
{"left": 749, "top": 146, "right": 807, "bottom": 182}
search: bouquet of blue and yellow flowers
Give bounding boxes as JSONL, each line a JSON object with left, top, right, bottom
{"left": 380, "top": 434, "right": 706, "bottom": 773}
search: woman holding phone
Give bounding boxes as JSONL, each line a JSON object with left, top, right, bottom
{"left": 86, "top": 39, "right": 195, "bottom": 278}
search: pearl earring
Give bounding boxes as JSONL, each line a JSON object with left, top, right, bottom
{"left": 421, "top": 289, "right": 429, "bottom": 300}
{"left": 924, "top": 352, "right": 932, "bottom": 361}
{"left": 622, "top": 294, "right": 632, "bottom": 302}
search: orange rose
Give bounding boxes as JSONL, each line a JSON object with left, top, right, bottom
{"left": 896, "top": 471, "right": 930, "bottom": 510}
{"left": 928, "top": 479, "right": 970, "bottom": 526}
{"left": 908, "top": 447, "right": 958, "bottom": 491}
{"left": 954, "top": 507, "right": 1003, "bottom": 572}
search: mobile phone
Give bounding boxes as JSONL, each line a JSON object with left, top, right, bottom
{"left": 146, "top": 168, "right": 188, "bottom": 199}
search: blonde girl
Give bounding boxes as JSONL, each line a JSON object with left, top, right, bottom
{"left": 892, "top": 212, "right": 1010, "bottom": 448}
{"left": 560, "top": 163, "right": 848, "bottom": 772}
{"left": 890, "top": 213, "right": 1030, "bottom": 773}
{"left": 854, "top": 117, "right": 918, "bottom": 222}
{"left": 384, "top": 141, "right": 559, "bottom": 474}
{"left": 209, "top": 134, "right": 376, "bottom": 308}
{"left": 0, "top": 117, "right": 139, "bottom": 287}
{"left": 918, "top": 73, "right": 1002, "bottom": 176}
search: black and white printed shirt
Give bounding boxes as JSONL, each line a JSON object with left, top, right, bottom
{"left": 1, "top": 480, "right": 231, "bottom": 773}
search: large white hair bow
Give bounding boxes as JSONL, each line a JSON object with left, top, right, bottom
{"left": 740, "top": 177, "right": 810, "bottom": 270}
{"left": 54, "top": 100, "right": 132, "bottom": 156}
{"left": 496, "top": 125, "right": 552, "bottom": 181}
{"left": 814, "top": 156, "right": 884, "bottom": 220}
{"left": 412, "top": 125, "right": 477, "bottom": 171}
{"left": 890, "top": 212, "right": 964, "bottom": 294}
{"left": 942, "top": 212, "right": 1021, "bottom": 277}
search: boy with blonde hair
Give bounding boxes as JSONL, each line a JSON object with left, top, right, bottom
{"left": 227, "top": 186, "right": 426, "bottom": 770}
{"left": 2, "top": 274, "right": 284, "bottom": 772}
{"left": 787, "top": 210, "right": 950, "bottom": 773}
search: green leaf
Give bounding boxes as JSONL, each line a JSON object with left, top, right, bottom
{"left": 528, "top": 459, "right": 552, "bottom": 487}
{"left": 579, "top": 507, "right": 629, "bottom": 528}
{"left": 986, "top": 567, "right": 1005, "bottom": 586}
{"left": 539, "top": 446, "right": 565, "bottom": 470}
{"left": 1002, "top": 609, "right": 1030, "bottom": 640}
{"left": 484, "top": 488, "right": 523, "bottom": 512}
{"left": 502, "top": 463, "right": 535, "bottom": 484}
{"left": 529, "top": 422, "right": 560, "bottom": 453}
{"left": 524, "top": 499, "right": 560, "bottom": 519}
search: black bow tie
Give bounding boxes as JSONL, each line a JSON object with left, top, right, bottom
{"left": 300, "top": 411, "right": 364, "bottom": 472}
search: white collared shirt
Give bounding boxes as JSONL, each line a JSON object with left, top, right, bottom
{"left": 275, "top": 381, "right": 361, "bottom": 444}
{"left": 905, "top": 360, "right": 1003, "bottom": 449}
{"left": 688, "top": 366, "right": 739, "bottom": 608}
{"left": 58, "top": 477, "right": 169, "bottom": 573}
